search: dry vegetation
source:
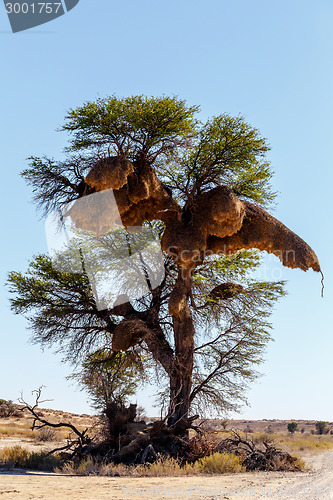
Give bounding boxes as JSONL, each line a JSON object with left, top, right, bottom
{"left": 1, "top": 406, "right": 332, "bottom": 476}
{"left": 0, "top": 403, "right": 98, "bottom": 448}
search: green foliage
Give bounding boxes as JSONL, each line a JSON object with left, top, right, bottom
{"left": 8, "top": 249, "right": 285, "bottom": 416}
{"left": 22, "top": 96, "right": 275, "bottom": 218}
{"left": 61, "top": 94, "right": 199, "bottom": 158}
{"left": 10, "top": 96, "right": 285, "bottom": 420}
{"left": 7, "top": 254, "right": 113, "bottom": 361}
{"left": 287, "top": 422, "right": 298, "bottom": 434}
{"left": 69, "top": 350, "right": 150, "bottom": 412}
{"left": 157, "top": 113, "right": 275, "bottom": 206}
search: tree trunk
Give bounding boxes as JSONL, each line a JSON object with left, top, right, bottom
{"left": 168, "top": 267, "right": 195, "bottom": 430}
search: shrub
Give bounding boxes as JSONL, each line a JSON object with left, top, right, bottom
{"left": 0, "top": 446, "right": 60, "bottom": 471}
{"left": 0, "top": 400, "right": 15, "bottom": 418}
{"left": 220, "top": 419, "right": 228, "bottom": 430}
{"left": 252, "top": 432, "right": 276, "bottom": 445}
{"left": 315, "top": 421, "right": 329, "bottom": 435}
{"left": 197, "top": 452, "right": 245, "bottom": 474}
{"left": 57, "top": 456, "right": 197, "bottom": 477}
{"left": 287, "top": 422, "right": 298, "bottom": 434}
{"left": 34, "top": 427, "right": 57, "bottom": 442}
{"left": 142, "top": 457, "right": 196, "bottom": 477}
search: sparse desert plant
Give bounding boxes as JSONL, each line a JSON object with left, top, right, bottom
{"left": 142, "top": 457, "right": 197, "bottom": 477}
{"left": 287, "top": 422, "right": 298, "bottom": 434}
{"left": 34, "top": 427, "right": 57, "bottom": 442}
{"left": 252, "top": 432, "right": 276, "bottom": 445}
{"left": 220, "top": 419, "right": 228, "bottom": 430}
{"left": 197, "top": 452, "right": 245, "bottom": 474}
{"left": 244, "top": 425, "right": 254, "bottom": 433}
{"left": 57, "top": 456, "right": 197, "bottom": 477}
{"left": 0, "top": 400, "right": 15, "bottom": 418}
{"left": 277, "top": 434, "right": 333, "bottom": 455}
{"left": 0, "top": 446, "right": 61, "bottom": 471}
{"left": 0, "top": 423, "right": 34, "bottom": 439}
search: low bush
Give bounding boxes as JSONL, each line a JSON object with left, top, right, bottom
{"left": 57, "top": 453, "right": 244, "bottom": 477}
{"left": 57, "top": 456, "right": 197, "bottom": 477}
{"left": 0, "top": 400, "right": 15, "bottom": 418}
{"left": 34, "top": 427, "right": 57, "bottom": 442}
{"left": 0, "top": 446, "right": 61, "bottom": 471}
{"left": 197, "top": 452, "right": 245, "bottom": 474}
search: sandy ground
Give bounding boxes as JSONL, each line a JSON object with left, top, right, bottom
{"left": 0, "top": 450, "right": 333, "bottom": 500}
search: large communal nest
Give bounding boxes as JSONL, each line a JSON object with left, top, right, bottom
{"left": 68, "top": 154, "right": 320, "bottom": 275}
{"left": 86, "top": 157, "right": 134, "bottom": 190}
{"left": 161, "top": 186, "right": 245, "bottom": 268}
{"left": 207, "top": 202, "right": 320, "bottom": 272}
{"left": 84, "top": 156, "right": 179, "bottom": 228}
{"left": 112, "top": 319, "right": 149, "bottom": 352}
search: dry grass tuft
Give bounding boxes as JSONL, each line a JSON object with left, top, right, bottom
{"left": 278, "top": 434, "right": 333, "bottom": 455}
{"left": 197, "top": 452, "right": 245, "bottom": 474}
{"left": 0, "top": 446, "right": 60, "bottom": 471}
{"left": 57, "top": 453, "right": 244, "bottom": 477}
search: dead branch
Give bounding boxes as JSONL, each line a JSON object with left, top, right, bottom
{"left": 19, "top": 387, "right": 92, "bottom": 457}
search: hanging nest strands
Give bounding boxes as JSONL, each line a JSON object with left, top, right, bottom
{"left": 70, "top": 154, "right": 320, "bottom": 275}
{"left": 207, "top": 202, "right": 320, "bottom": 272}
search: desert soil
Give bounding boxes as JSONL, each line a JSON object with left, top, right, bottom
{"left": 0, "top": 450, "right": 333, "bottom": 500}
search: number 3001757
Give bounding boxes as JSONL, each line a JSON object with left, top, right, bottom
{"left": 5, "top": 3, "right": 62, "bottom": 14}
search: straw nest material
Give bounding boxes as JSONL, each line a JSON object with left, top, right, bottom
{"left": 82, "top": 158, "right": 180, "bottom": 230}
{"left": 85, "top": 156, "right": 134, "bottom": 191}
{"left": 70, "top": 155, "right": 320, "bottom": 274}
{"left": 64, "top": 188, "right": 122, "bottom": 236}
{"left": 208, "top": 282, "right": 244, "bottom": 302}
{"left": 161, "top": 186, "right": 245, "bottom": 268}
{"left": 112, "top": 319, "right": 148, "bottom": 352}
{"left": 207, "top": 202, "right": 320, "bottom": 272}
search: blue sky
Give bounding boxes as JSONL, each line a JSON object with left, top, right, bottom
{"left": 0, "top": 0, "right": 332, "bottom": 420}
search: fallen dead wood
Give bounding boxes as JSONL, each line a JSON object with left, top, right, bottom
{"left": 215, "top": 431, "right": 301, "bottom": 471}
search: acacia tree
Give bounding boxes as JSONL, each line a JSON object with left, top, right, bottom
{"left": 69, "top": 350, "right": 149, "bottom": 413}
{"left": 8, "top": 96, "right": 320, "bottom": 430}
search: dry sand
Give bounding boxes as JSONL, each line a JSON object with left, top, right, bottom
{"left": 0, "top": 450, "right": 333, "bottom": 500}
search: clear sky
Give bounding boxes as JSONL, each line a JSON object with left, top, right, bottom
{"left": 0, "top": 0, "right": 332, "bottom": 420}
